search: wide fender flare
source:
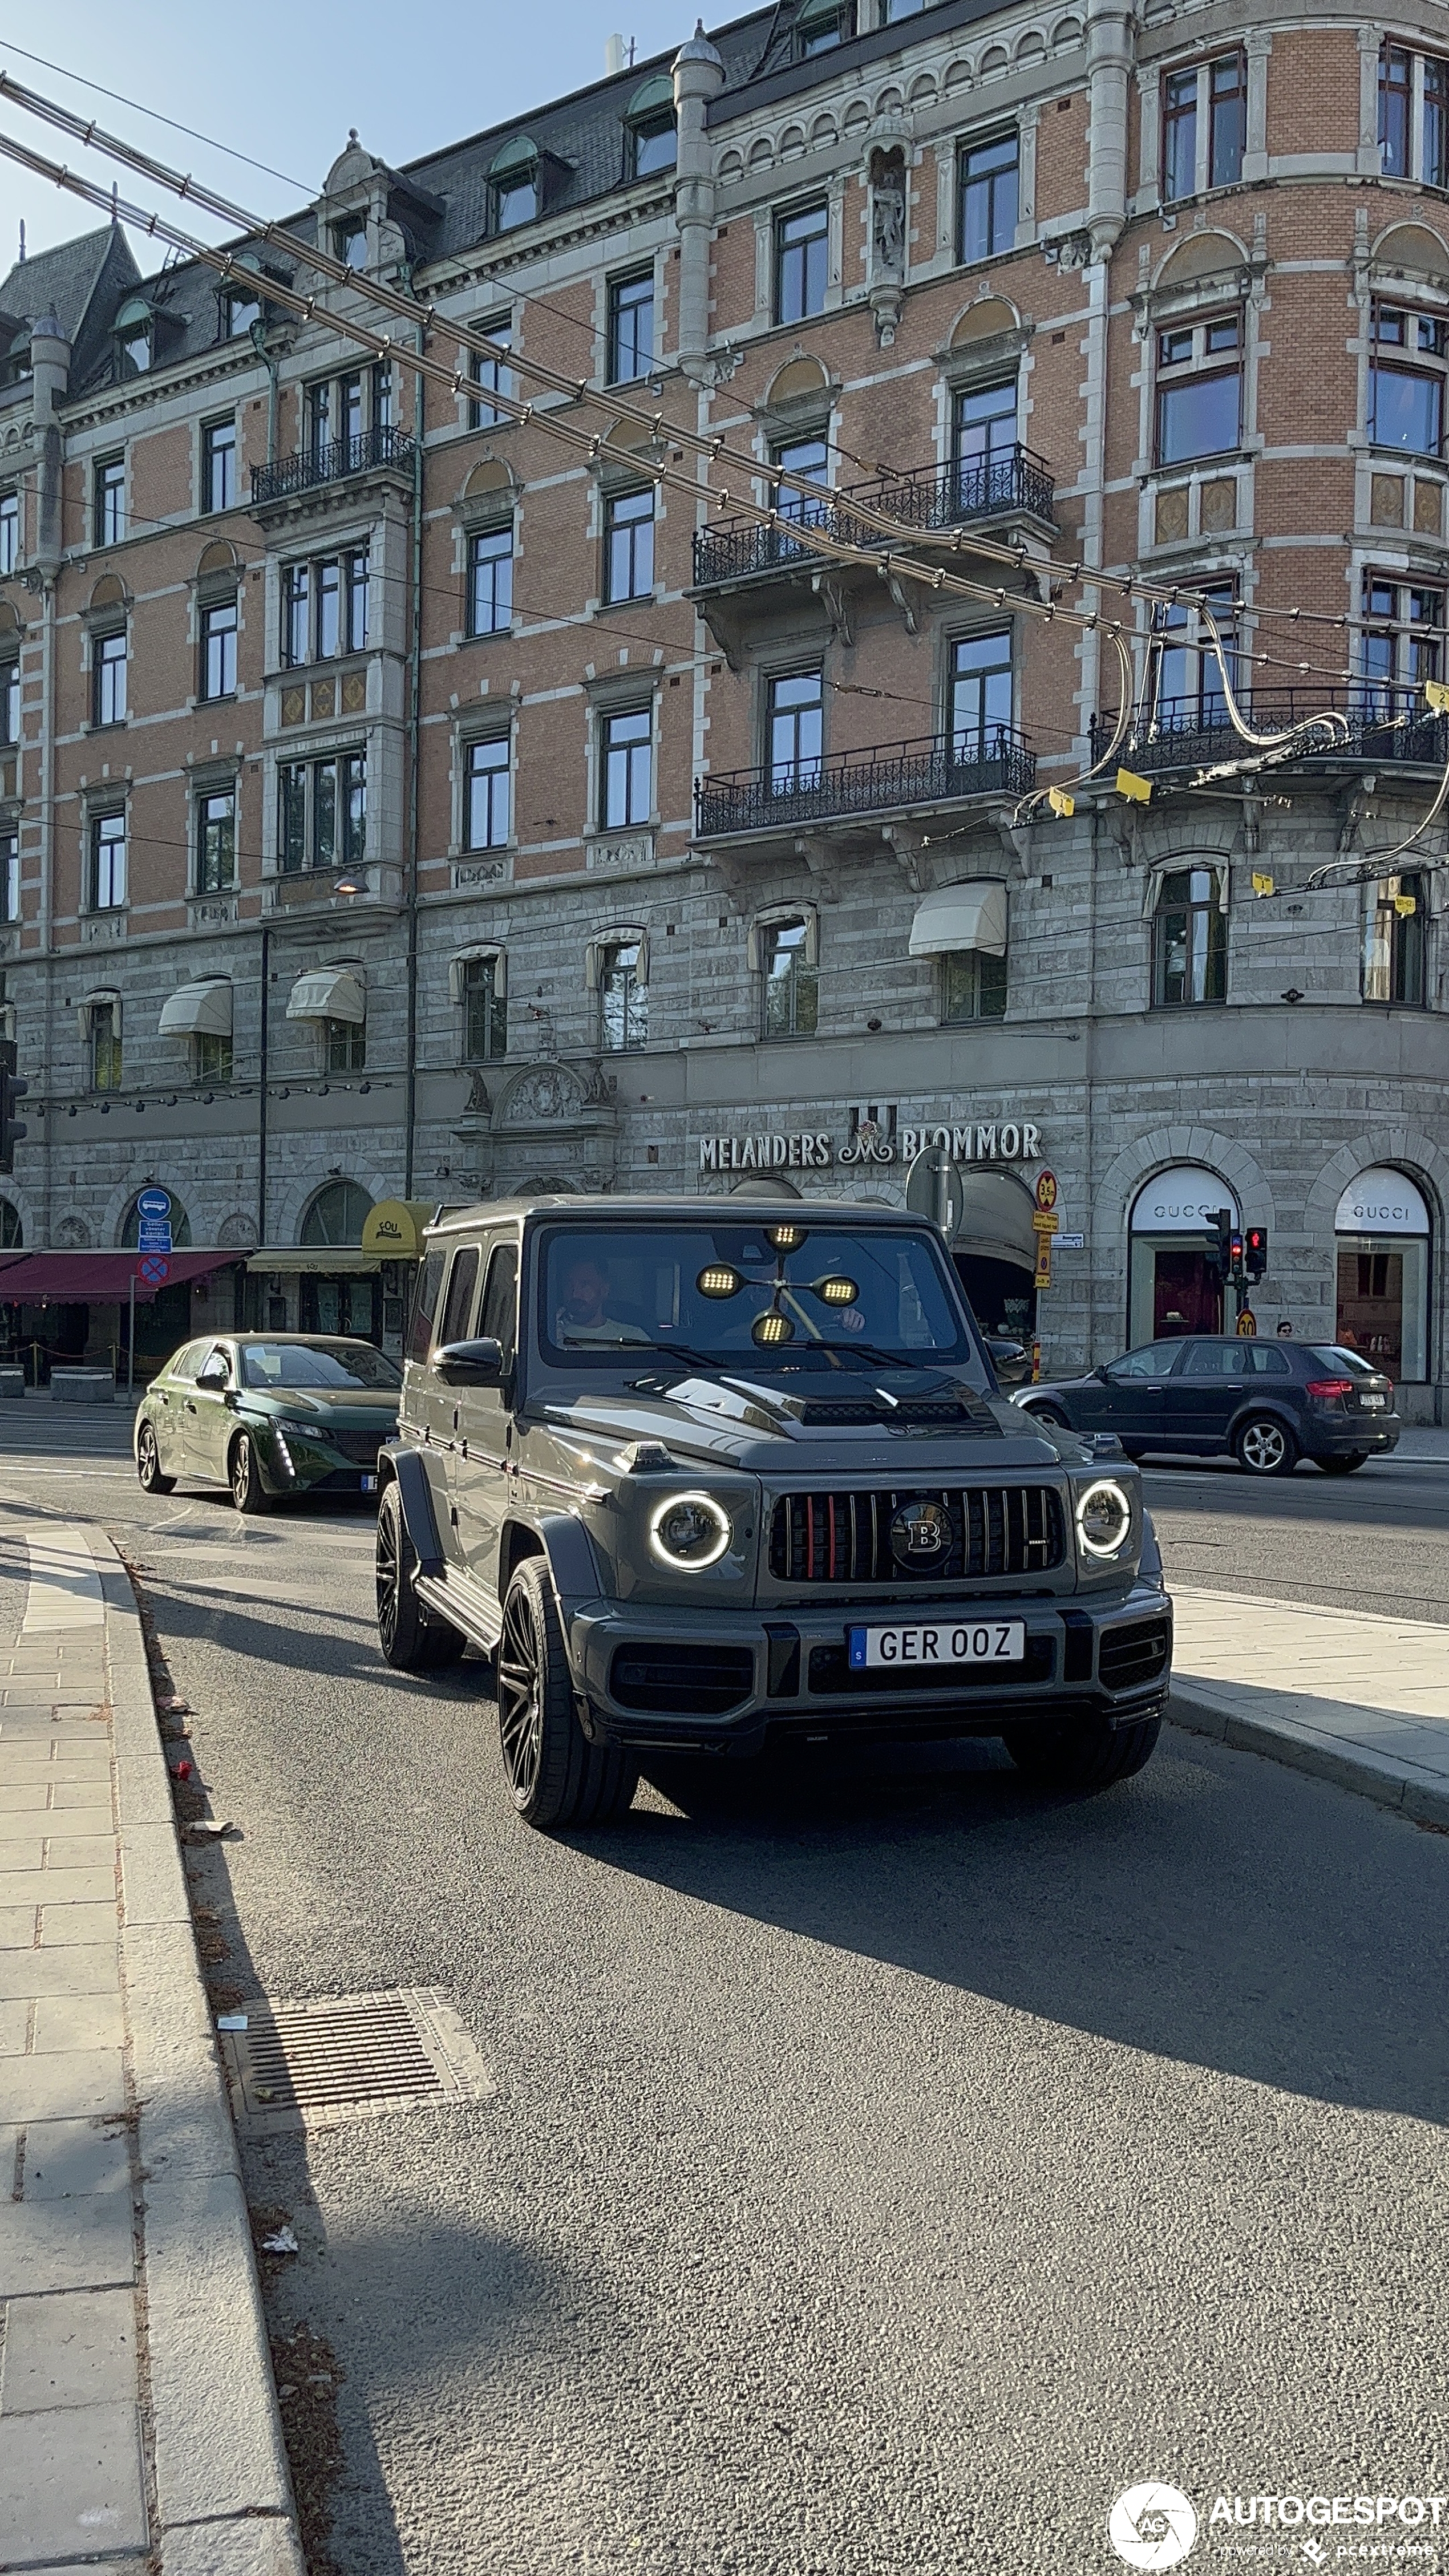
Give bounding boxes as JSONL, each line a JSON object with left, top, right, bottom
{"left": 380, "top": 1443, "right": 446, "bottom": 1578}
{"left": 503, "top": 1509, "right": 606, "bottom": 1609}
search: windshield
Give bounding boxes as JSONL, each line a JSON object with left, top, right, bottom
{"left": 537, "top": 1224, "right": 987, "bottom": 1379}
{"left": 240, "top": 1342, "right": 402, "bottom": 1392}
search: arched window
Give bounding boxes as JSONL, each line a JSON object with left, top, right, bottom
{"left": 120, "top": 1192, "right": 193, "bottom": 1248}
{"left": 626, "top": 76, "right": 677, "bottom": 179}
{"left": 300, "top": 1180, "right": 374, "bottom": 1247}
{"left": 0, "top": 1197, "right": 21, "bottom": 1247}
{"left": 114, "top": 297, "right": 153, "bottom": 379}
{"left": 490, "top": 137, "right": 540, "bottom": 233}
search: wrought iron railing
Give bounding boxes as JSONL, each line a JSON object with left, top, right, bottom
{"left": 1092, "top": 688, "right": 1449, "bottom": 775}
{"left": 692, "top": 444, "right": 1056, "bottom": 588}
{"left": 252, "top": 424, "right": 416, "bottom": 507}
{"left": 694, "top": 728, "right": 1036, "bottom": 839}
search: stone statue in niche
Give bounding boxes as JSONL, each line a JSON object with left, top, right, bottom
{"left": 868, "top": 148, "right": 907, "bottom": 345}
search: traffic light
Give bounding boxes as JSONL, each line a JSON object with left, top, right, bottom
{"left": 1245, "top": 1225, "right": 1268, "bottom": 1282}
{"left": 0, "top": 1038, "right": 28, "bottom": 1176}
{"left": 1211, "top": 1208, "right": 1234, "bottom": 1282}
{"left": 1229, "top": 1228, "right": 1245, "bottom": 1282}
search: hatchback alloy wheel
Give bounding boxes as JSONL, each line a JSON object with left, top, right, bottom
{"left": 135, "top": 1420, "right": 175, "bottom": 1495}
{"left": 1236, "top": 1414, "right": 1297, "bottom": 1477}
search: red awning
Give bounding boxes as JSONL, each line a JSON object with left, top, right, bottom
{"left": 0, "top": 1250, "right": 246, "bottom": 1306}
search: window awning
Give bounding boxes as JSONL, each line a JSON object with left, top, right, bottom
{"left": 158, "top": 979, "right": 232, "bottom": 1039}
{"left": 909, "top": 881, "right": 1008, "bottom": 958}
{"left": 448, "top": 946, "right": 507, "bottom": 1003}
{"left": 286, "top": 968, "right": 366, "bottom": 1024}
{"left": 0, "top": 1250, "right": 242, "bottom": 1306}
{"left": 953, "top": 1171, "right": 1038, "bottom": 1271}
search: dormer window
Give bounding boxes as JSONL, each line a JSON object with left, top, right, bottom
{"left": 795, "top": 0, "right": 853, "bottom": 58}
{"left": 333, "top": 216, "right": 368, "bottom": 270}
{"left": 0, "top": 328, "right": 30, "bottom": 389}
{"left": 626, "top": 76, "right": 677, "bottom": 179}
{"left": 491, "top": 137, "right": 540, "bottom": 233}
{"left": 225, "top": 291, "right": 260, "bottom": 338}
{"left": 114, "top": 297, "right": 152, "bottom": 378}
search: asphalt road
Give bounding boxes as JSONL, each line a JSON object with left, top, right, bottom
{"left": 2, "top": 1403, "right": 1447, "bottom": 2576}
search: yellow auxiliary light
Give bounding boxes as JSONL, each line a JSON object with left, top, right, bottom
{"left": 697, "top": 1264, "right": 743, "bottom": 1299}
{"left": 752, "top": 1310, "right": 794, "bottom": 1346}
{"left": 813, "top": 1275, "right": 859, "bottom": 1305}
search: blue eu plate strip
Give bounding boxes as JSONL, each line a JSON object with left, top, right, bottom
{"left": 847, "top": 1628, "right": 867, "bottom": 1669}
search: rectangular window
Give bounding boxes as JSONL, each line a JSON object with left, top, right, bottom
{"left": 1151, "top": 581, "right": 1238, "bottom": 726}
{"left": 950, "top": 629, "right": 1013, "bottom": 752}
{"left": 796, "top": 0, "right": 852, "bottom": 54}
{"left": 1358, "top": 573, "right": 1444, "bottom": 713}
{"left": 0, "top": 661, "right": 18, "bottom": 746}
{"left": 347, "top": 549, "right": 369, "bottom": 654}
{"left": 203, "top": 418, "right": 236, "bottom": 514}
{"left": 0, "top": 490, "right": 17, "bottom": 574}
{"left": 468, "top": 318, "right": 513, "bottom": 429}
{"left": 0, "top": 829, "right": 18, "bottom": 923}
{"left": 605, "top": 488, "right": 654, "bottom": 602}
{"left": 1153, "top": 865, "right": 1227, "bottom": 1006}
{"left": 1369, "top": 307, "right": 1446, "bottom": 455}
{"left": 277, "top": 754, "right": 365, "bottom": 874}
{"left": 280, "top": 764, "right": 306, "bottom": 873}
{"left": 1379, "top": 44, "right": 1449, "bottom": 185}
{"left": 942, "top": 949, "right": 1008, "bottom": 1023}
{"left": 467, "top": 525, "right": 513, "bottom": 635}
{"left": 1155, "top": 315, "right": 1242, "bottom": 464}
{"left": 761, "top": 918, "right": 818, "bottom": 1040}
{"left": 95, "top": 456, "right": 125, "bottom": 546}
{"left": 334, "top": 217, "right": 367, "bottom": 270}
{"left": 201, "top": 598, "right": 237, "bottom": 701}
{"left": 466, "top": 735, "right": 511, "bottom": 849}
{"left": 342, "top": 752, "right": 366, "bottom": 869}
{"left": 197, "top": 789, "right": 236, "bottom": 892}
{"left": 632, "top": 114, "right": 677, "bottom": 179}
{"left": 326, "top": 1016, "right": 366, "bottom": 1072}
{"left": 609, "top": 272, "right": 655, "bottom": 384}
{"left": 1362, "top": 873, "right": 1426, "bottom": 1006}
{"left": 958, "top": 133, "right": 1018, "bottom": 263}
{"left": 1162, "top": 70, "right": 1197, "bottom": 201}
{"left": 599, "top": 939, "right": 647, "bottom": 1052}
{"left": 90, "top": 1001, "right": 123, "bottom": 1092}
{"left": 92, "top": 629, "right": 127, "bottom": 728}
{"left": 1163, "top": 54, "right": 1244, "bottom": 200}
{"left": 91, "top": 812, "right": 127, "bottom": 912}
{"left": 306, "top": 381, "right": 331, "bottom": 463}
{"left": 772, "top": 434, "right": 830, "bottom": 529}
{"left": 196, "top": 1031, "right": 233, "bottom": 1084}
{"left": 462, "top": 954, "right": 507, "bottom": 1062}
{"left": 316, "top": 558, "right": 341, "bottom": 661}
{"left": 775, "top": 201, "right": 829, "bottom": 326}
{"left": 284, "top": 563, "right": 310, "bottom": 669}
{"left": 340, "top": 372, "right": 365, "bottom": 448}
{"left": 283, "top": 552, "right": 367, "bottom": 665}
{"left": 768, "top": 667, "right": 824, "bottom": 786}
{"left": 1208, "top": 53, "right": 1245, "bottom": 188}
{"left": 226, "top": 289, "right": 260, "bottom": 338}
{"left": 1380, "top": 44, "right": 1412, "bottom": 175}
{"left": 372, "top": 363, "right": 393, "bottom": 431}
{"left": 601, "top": 706, "right": 653, "bottom": 829}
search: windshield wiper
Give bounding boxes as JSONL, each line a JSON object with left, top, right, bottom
{"left": 815, "top": 1341, "right": 964, "bottom": 1382}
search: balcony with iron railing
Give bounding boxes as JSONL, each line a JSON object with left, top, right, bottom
{"left": 1091, "top": 686, "right": 1449, "bottom": 777}
{"left": 252, "top": 424, "right": 417, "bottom": 511}
{"left": 692, "top": 446, "right": 1057, "bottom": 592}
{"left": 694, "top": 727, "right": 1036, "bottom": 844}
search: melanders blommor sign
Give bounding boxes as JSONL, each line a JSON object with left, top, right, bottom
{"left": 698, "top": 1114, "right": 1045, "bottom": 1176}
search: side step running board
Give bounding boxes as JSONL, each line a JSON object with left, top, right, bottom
{"left": 416, "top": 1571, "right": 503, "bottom": 1652}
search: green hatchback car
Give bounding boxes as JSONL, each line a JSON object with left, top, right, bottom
{"left": 133, "top": 1334, "right": 402, "bottom": 1512}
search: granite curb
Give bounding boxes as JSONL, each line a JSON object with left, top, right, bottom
{"left": 1167, "top": 1684, "right": 1449, "bottom": 1831}
{"left": 96, "top": 1531, "right": 307, "bottom": 2575}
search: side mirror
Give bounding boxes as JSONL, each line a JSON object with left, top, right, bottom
{"left": 1094, "top": 1366, "right": 1112, "bottom": 1383}
{"left": 432, "top": 1336, "right": 504, "bottom": 1387}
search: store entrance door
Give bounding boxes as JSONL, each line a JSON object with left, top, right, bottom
{"left": 299, "top": 1275, "right": 381, "bottom": 1343}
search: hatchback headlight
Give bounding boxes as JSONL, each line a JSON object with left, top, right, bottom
{"left": 1075, "top": 1478, "right": 1132, "bottom": 1559}
{"left": 649, "top": 1492, "right": 732, "bottom": 1569}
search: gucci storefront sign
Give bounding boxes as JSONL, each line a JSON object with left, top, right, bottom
{"left": 698, "top": 1117, "right": 1043, "bottom": 1174}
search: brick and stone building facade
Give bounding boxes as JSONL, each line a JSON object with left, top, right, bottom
{"left": 0, "top": 0, "right": 1446, "bottom": 1403}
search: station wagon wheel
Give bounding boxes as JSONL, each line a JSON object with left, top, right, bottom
{"left": 135, "top": 1421, "right": 175, "bottom": 1495}
{"left": 229, "top": 1432, "right": 270, "bottom": 1514}
{"left": 1235, "top": 1414, "right": 1298, "bottom": 1477}
{"left": 496, "top": 1558, "right": 637, "bottom": 1832}
{"left": 375, "top": 1483, "right": 463, "bottom": 1671}
{"left": 1025, "top": 1402, "right": 1069, "bottom": 1430}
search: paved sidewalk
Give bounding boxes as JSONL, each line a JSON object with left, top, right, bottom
{"left": 1171, "top": 1584, "right": 1449, "bottom": 1825}
{"left": 0, "top": 1522, "right": 303, "bottom": 2576}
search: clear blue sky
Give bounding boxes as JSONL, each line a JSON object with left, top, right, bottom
{"left": 0, "top": 3, "right": 705, "bottom": 276}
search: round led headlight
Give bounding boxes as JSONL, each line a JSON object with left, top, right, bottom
{"left": 649, "top": 1492, "right": 732, "bottom": 1570}
{"left": 1075, "top": 1478, "right": 1132, "bottom": 1559}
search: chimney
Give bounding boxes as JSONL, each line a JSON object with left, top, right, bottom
{"left": 605, "top": 33, "right": 625, "bottom": 75}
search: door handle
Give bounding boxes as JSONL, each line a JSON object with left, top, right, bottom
{"left": 185, "top": 1399, "right": 197, "bottom": 1412}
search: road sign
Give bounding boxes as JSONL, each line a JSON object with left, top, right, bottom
{"left": 136, "top": 1188, "right": 171, "bottom": 1218}
{"left": 1236, "top": 1307, "right": 1258, "bottom": 1336}
{"left": 137, "top": 1254, "right": 171, "bottom": 1287}
{"left": 1055, "top": 1232, "right": 1086, "bottom": 1249}
{"left": 904, "top": 1145, "right": 966, "bottom": 1242}
{"left": 1031, "top": 1209, "right": 1060, "bottom": 1235}
{"left": 1034, "top": 1242, "right": 1052, "bottom": 1291}
{"left": 137, "top": 1220, "right": 172, "bottom": 1253}
{"left": 1035, "top": 1170, "right": 1058, "bottom": 1212}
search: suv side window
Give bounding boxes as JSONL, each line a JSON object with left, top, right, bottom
{"left": 480, "top": 1241, "right": 519, "bottom": 1366}
{"left": 438, "top": 1246, "right": 480, "bottom": 1348}
{"left": 407, "top": 1249, "right": 444, "bottom": 1361}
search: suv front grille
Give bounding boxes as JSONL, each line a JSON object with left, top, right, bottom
{"left": 329, "top": 1426, "right": 387, "bottom": 1466}
{"left": 610, "top": 1643, "right": 756, "bottom": 1716}
{"left": 768, "top": 1487, "right": 1066, "bottom": 1585}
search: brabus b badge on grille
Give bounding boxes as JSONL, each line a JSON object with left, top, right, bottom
{"left": 889, "top": 1499, "right": 952, "bottom": 1565}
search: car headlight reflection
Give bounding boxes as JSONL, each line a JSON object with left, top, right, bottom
{"left": 1075, "top": 1478, "right": 1133, "bottom": 1559}
{"left": 649, "top": 1492, "right": 732, "bottom": 1570}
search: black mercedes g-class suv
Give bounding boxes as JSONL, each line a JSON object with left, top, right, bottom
{"left": 375, "top": 1197, "right": 1172, "bottom": 1829}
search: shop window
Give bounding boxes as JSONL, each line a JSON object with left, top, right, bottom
{"left": 462, "top": 954, "right": 507, "bottom": 1063}
{"left": 465, "top": 735, "right": 511, "bottom": 849}
{"left": 1128, "top": 1167, "right": 1236, "bottom": 1343}
{"left": 95, "top": 456, "right": 126, "bottom": 547}
{"left": 301, "top": 1179, "right": 374, "bottom": 1246}
{"left": 92, "top": 628, "right": 127, "bottom": 728}
{"left": 1362, "top": 873, "right": 1426, "bottom": 1005}
{"left": 278, "top": 751, "right": 366, "bottom": 875}
{"left": 949, "top": 629, "right": 1013, "bottom": 754}
{"left": 1379, "top": 44, "right": 1449, "bottom": 187}
{"left": 200, "top": 597, "right": 238, "bottom": 701}
{"left": 90, "top": 811, "right": 127, "bottom": 912}
{"left": 601, "top": 706, "right": 653, "bottom": 829}
{"left": 605, "top": 488, "right": 654, "bottom": 603}
{"left": 0, "top": 488, "right": 18, "bottom": 574}
{"left": 1152, "top": 866, "right": 1226, "bottom": 1006}
{"left": 767, "top": 667, "right": 824, "bottom": 786}
{"left": 775, "top": 201, "right": 829, "bottom": 326}
{"left": 467, "top": 525, "right": 513, "bottom": 635}
{"left": 1147, "top": 583, "right": 1238, "bottom": 729}
{"left": 1334, "top": 1169, "right": 1430, "bottom": 1379}
{"left": 760, "top": 917, "right": 818, "bottom": 1040}
{"left": 197, "top": 789, "right": 236, "bottom": 892}
{"left": 1162, "top": 52, "right": 1245, "bottom": 202}
{"left": 1155, "top": 315, "right": 1242, "bottom": 465}
{"left": 203, "top": 418, "right": 236, "bottom": 514}
{"left": 958, "top": 132, "right": 1018, "bottom": 262}
{"left": 89, "top": 999, "right": 123, "bottom": 1092}
{"left": 1369, "top": 305, "right": 1446, "bottom": 457}
{"left": 468, "top": 316, "right": 513, "bottom": 428}
{"left": 609, "top": 272, "right": 655, "bottom": 384}
{"left": 942, "top": 949, "right": 1007, "bottom": 1022}
{"left": 598, "top": 937, "right": 647, "bottom": 1052}
{"left": 1358, "top": 573, "right": 1443, "bottom": 712}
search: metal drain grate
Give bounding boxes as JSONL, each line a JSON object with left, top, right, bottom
{"left": 220, "top": 1988, "right": 493, "bottom": 2135}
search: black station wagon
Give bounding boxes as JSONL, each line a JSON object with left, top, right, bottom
{"left": 1015, "top": 1335, "right": 1401, "bottom": 1475}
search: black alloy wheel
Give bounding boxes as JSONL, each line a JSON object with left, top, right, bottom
{"left": 1025, "top": 1402, "right": 1070, "bottom": 1429}
{"left": 229, "top": 1432, "right": 271, "bottom": 1515}
{"left": 496, "top": 1557, "right": 637, "bottom": 1831}
{"left": 375, "top": 1483, "right": 464, "bottom": 1671}
{"left": 1234, "top": 1414, "right": 1299, "bottom": 1477}
{"left": 1003, "top": 1711, "right": 1161, "bottom": 1793}
{"left": 136, "top": 1420, "right": 175, "bottom": 1495}
{"left": 1317, "top": 1452, "right": 1369, "bottom": 1475}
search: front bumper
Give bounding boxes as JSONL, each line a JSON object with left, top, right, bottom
{"left": 564, "top": 1579, "right": 1172, "bottom": 1756}
{"left": 258, "top": 1429, "right": 386, "bottom": 1501}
